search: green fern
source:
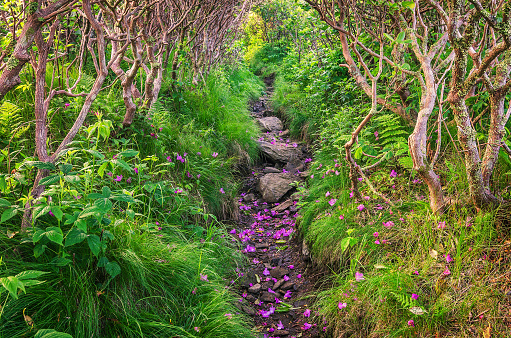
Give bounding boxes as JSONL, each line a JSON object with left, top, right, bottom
{"left": 0, "top": 101, "right": 27, "bottom": 140}
{"left": 374, "top": 113, "right": 409, "bottom": 148}
{"left": 373, "top": 113, "right": 410, "bottom": 162}
{"left": 390, "top": 291, "right": 417, "bottom": 309}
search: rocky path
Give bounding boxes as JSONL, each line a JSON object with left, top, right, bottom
{"left": 230, "top": 79, "right": 325, "bottom": 337}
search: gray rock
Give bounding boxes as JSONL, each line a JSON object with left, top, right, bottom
{"left": 273, "top": 279, "right": 285, "bottom": 290}
{"left": 302, "top": 240, "right": 310, "bottom": 258}
{"left": 263, "top": 167, "right": 282, "bottom": 174}
{"left": 280, "top": 281, "right": 295, "bottom": 290}
{"left": 270, "top": 266, "right": 290, "bottom": 279}
{"left": 243, "top": 193, "right": 256, "bottom": 202}
{"left": 273, "top": 330, "right": 290, "bottom": 336}
{"left": 279, "top": 129, "right": 290, "bottom": 137}
{"left": 260, "top": 291, "right": 275, "bottom": 303}
{"left": 258, "top": 173, "right": 296, "bottom": 203}
{"left": 272, "top": 199, "right": 294, "bottom": 212}
{"left": 257, "top": 117, "right": 283, "bottom": 132}
{"left": 258, "top": 141, "right": 303, "bottom": 163}
{"left": 248, "top": 283, "right": 261, "bottom": 294}
{"left": 255, "top": 243, "right": 269, "bottom": 249}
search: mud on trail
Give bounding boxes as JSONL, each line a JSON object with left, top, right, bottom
{"left": 228, "top": 78, "right": 328, "bottom": 337}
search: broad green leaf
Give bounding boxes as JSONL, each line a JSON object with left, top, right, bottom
{"left": 111, "top": 194, "right": 135, "bottom": 203}
{"left": 63, "top": 175, "right": 80, "bottom": 183}
{"left": 102, "top": 186, "right": 111, "bottom": 198}
{"left": 383, "top": 33, "right": 394, "bottom": 42}
{"left": 126, "top": 209, "right": 135, "bottom": 220}
{"left": 105, "top": 262, "right": 121, "bottom": 278}
{"left": 0, "top": 276, "right": 20, "bottom": 299}
{"left": 86, "top": 149, "right": 105, "bottom": 159}
{"left": 97, "top": 161, "right": 109, "bottom": 178}
{"left": 33, "top": 243, "right": 46, "bottom": 258}
{"left": 94, "top": 198, "right": 112, "bottom": 212}
{"left": 98, "top": 257, "right": 109, "bottom": 267}
{"left": 75, "top": 219, "right": 87, "bottom": 232}
{"left": 15, "top": 270, "right": 48, "bottom": 280}
{"left": 64, "top": 211, "right": 80, "bottom": 225}
{"left": 39, "top": 175, "right": 61, "bottom": 186}
{"left": 34, "top": 329, "right": 73, "bottom": 338}
{"left": 33, "top": 205, "right": 51, "bottom": 220}
{"left": 119, "top": 149, "right": 139, "bottom": 158}
{"left": 87, "top": 235, "right": 102, "bottom": 256}
{"left": 112, "top": 159, "right": 133, "bottom": 172}
{"left": 340, "top": 237, "right": 351, "bottom": 253}
{"left": 396, "top": 31, "right": 406, "bottom": 42}
{"left": 1, "top": 208, "right": 17, "bottom": 223}
{"left": 79, "top": 206, "right": 102, "bottom": 219}
{"left": 65, "top": 228, "right": 87, "bottom": 247}
{"left": 50, "top": 206, "right": 63, "bottom": 221}
{"left": 402, "top": 1, "right": 415, "bottom": 10}
{"left": 45, "top": 227, "right": 64, "bottom": 245}
{"left": 29, "top": 161, "right": 56, "bottom": 170}
{"left": 0, "top": 198, "right": 11, "bottom": 207}
{"left": 58, "top": 163, "right": 73, "bottom": 175}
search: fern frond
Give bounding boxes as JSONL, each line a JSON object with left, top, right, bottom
{"left": 0, "top": 101, "right": 27, "bottom": 140}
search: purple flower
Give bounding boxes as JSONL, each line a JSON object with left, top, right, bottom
{"left": 212, "top": 152, "right": 218, "bottom": 158}
{"left": 200, "top": 274, "right": 209, "bottom": 282}
{"left": 445, "top": 254, "right": 453, "bottom": 263}
{"left": 166, "top": 156, "right": 172, "bottom": 162}
{"left": 413, "top": 270, "right": 419, "bottom": 275}
{"left": 411, "top": 293, "right": 418, "bottom": 300}
{"left": 338, "top": 302, "right": 347, "bottom": 309}
{"left": 328, "top": 199, "right": 337, "bottom": 206}
{"left": 288, "top": 265, "right": 294, "bottom": 269}
{"left": 107, "top": 172, "right": 113, "bottom": 177}
{"left": 229, "top": 229, "right": 236, "bottom": 234}
{"left": 277, "top": 321, "right": 284, "bottom": 330}
{"left": 443, "top": 267, "right": 451, "bottom": 275}
{"left": 355, "top": 272, "right": 365, "bottom": 281}
{"left": 114, "top": 175, "right": 123, "bottom": 182}
{"left": 134, "top": 167, "right": 139, "bottom": 174}
{"left": 373, "top": 232, "right": 379, "bottom": 238}
{"left": 263, "top": 268, "right": 270, "bottom": 276}
{"left": 127, "top": 177, "right": 132, "bottom": 184}
{"left": 194, "top": 327, "right": 199, "bottom": 332}
{"left": 283, "top": 275, "right": 290, "bottom": 281}
{"left": 325, "top": 191, "right": 330, "bottom": 197}
{"left": 357, "top": 204, "right": 365, "bottom": 211}
{"left": 303, "top": 309, "right": 311, "bottom": 317}
{"left": 408, "top": 319, "right": 415, "bottom": 327}
{"left": 390, "top": 170, "right": 397, "bottom": 178}
{"left": 64, "top": 103, "right": 70, "bottom": 107}
{"left": 302, "top": 322, "right": 312, "bottom": 330}
{"left": 220, "top": 188, "right": 225, "bottom": 194}
{"left": 437, "top": 221, "right": 446, "bottom": 229}
{"left": 224, "top": 313, "right": 232, "bottom": 319}
{"left": 48, "top": 211, "right": 55, "bottom": 217}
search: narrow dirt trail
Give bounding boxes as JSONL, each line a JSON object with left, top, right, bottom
{"left": 230, "top": 78, "right": 326, "bottom": 337}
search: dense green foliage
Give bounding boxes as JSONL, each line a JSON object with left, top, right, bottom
{"left": 0, "top": 62, "right": 262, "bottom": 337}
{"left": 242, "top": 0, "right": 511, "bottom": 336}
